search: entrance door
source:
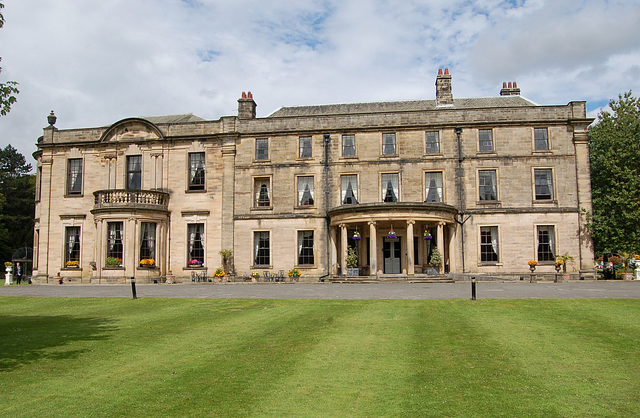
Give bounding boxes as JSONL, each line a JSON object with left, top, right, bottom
{"left": 383, "top": 238, "right": 401, "bottom": 274}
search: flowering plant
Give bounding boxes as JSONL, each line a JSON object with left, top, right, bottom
{"left": 4, "top": 261, "right": 12, "bottom": 267}
{"left": 66, "top": 260, "right": 79, "bottom": 267}
{"left": 288, "top": 268, "right": 301, "bottom": 279}
{"left": 250, "top": 272, "right": 260, "bottom": 279}
{"left": 387, "top": 228, "right": 397, "bottom": 239}
{"left": 188, "top": 259, "right": 203, "bottom": 266}
{"left": 89, "top": 261, "right": 97, "bottom": 270}
{"left": 105, "top": 257, "right": 122, "bottom": 267}
{"left": 214, "top": 268, "right": 225, "bottom": 277}
{"left": 140, "top": 259, "right": 155, "bottom": 267}
{"left": 527, "top": 260, "right": 537, "bottom": 267}
{"left": 352, "top": 231, "right": 361, "bottom": 240}
{"left": 554, "top": 259, "right": 564, "bottom": 268}
{"left": 423, "top": 229, "right": 432, "bottom": 240}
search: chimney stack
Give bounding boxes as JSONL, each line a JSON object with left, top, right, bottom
{"left": 500, "top": 81, "right": 521, "bottom": 96}
{"left": 436, "top": 68, "right": 453, "bottom": 106}
{"left": 238, "top": 91, "right": 257, "bottom": 119}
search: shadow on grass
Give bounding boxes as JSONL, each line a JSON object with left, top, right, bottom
{"left": 0, "top": 315, "right": 117, "bottom": 372}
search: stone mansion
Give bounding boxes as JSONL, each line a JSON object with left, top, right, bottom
{"left": 32, "top": 69, "right": 594, "bottom": 283}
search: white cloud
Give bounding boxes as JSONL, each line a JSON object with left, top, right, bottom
{"left": 0, "top": 0, "right": 638, "bottom": 169}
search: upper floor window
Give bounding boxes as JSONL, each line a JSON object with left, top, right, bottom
{"left": 127, "top": 155, "right": 142, "bottom": 190}
{"left": 537, "top": 225, "right": 555, "bottom": 262}
{"left": 297, "top": 176, "right": 315, "bottom": 206}
{"left": 425, "top": 131, "right": 440, "bottom": 154}
{"left": 188, "top": 223, "right": 205, "bottom": 265}
{"left": 65, "top": 226, "right": 80, "bottom": 266}
{"left": 255, "top": 138, "right": 269, "bottom": 161}
{"left": 67, "top": 158, "right": 83, "bottom": 195}
{"left": 478, "top": 129, "right": 494, "bottom": 152}
{"left": 534, "top": 128, "right": 549, "bottom": 150}
{"left": 425, "top": 171, "right": 443, "bottom": 203}
{"left": 140, "top": 222, "right": 156, "bottom": 263}
{"left": 107, "top": 222, "right": 124, "bottom": 261}
{"left": 341, "top": 174, "right": 358, "bottom": 205}
{"left": 534, "top": 169, "right": 554, "bottom": 200}
{"left": 382, "top": 133, "right": 396, "bottom": 155}
{"left": 342, "top": 135, "right": 355, "bottom": 157}
{"left": 480, "top": 226, "right": 499, "bottom": 263}
{"left": 253, "top": 177, "right": 271, "bottom": 208}
{"left": 381, "top": 173, "right": 399, "bottom": 202}
{"left": 297, "top": 230, "right": 315, "bottom": 265}
{"left": 254, "top": 231, "right": 270, "bottom": 267}
{"left": 188, "top": 152, "right": 205, "bottom": 191}
{"left": 299, "top": 136, "right": 312, "bottom": 159}
{"left": 478, "top": 170, "right": 497, "bottom": 201}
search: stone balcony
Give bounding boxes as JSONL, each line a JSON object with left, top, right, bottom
{"left": 93, "top": 189, "right": 169, "bottom": 212}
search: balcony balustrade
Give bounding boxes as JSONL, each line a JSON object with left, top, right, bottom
{"left": 93, "top": 189, "right": 169, "bottom": 212}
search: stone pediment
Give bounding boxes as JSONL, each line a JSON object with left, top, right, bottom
{"left": 100, "top": 118, "right": 164, "bottom": 143}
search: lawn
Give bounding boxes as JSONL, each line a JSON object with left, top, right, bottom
{"left": 1, "top": 297, "right": 639, "bottom": 417}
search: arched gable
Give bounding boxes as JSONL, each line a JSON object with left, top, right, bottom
{"left": 99, "top": 118, "right": 165, "bottom": 143}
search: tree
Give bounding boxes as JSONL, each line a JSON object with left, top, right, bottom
{"left": 0, "top": 2, "right": 19, "bottom": 116}
{"left": 588, "top": 91, "right": 640, "bottom": 256}
{"left": 0, "top": 145, "right": 34, "bottom": 264}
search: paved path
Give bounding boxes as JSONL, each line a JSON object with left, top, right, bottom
{"left": 1, "top": 281, "right": 640, "bottom": 299}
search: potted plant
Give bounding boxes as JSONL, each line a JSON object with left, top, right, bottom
{"left": 288, "top": 268, "right": 301, "bottom": 282}
{"left": 619, "top": 252, "right": 634, "bottom": 280}
{"left": 219, "top": 249, "right": 233, "bottom": 274}
{"left": 250, "top": 271, "right": 260, "bottom": 282}
{"left": 214, "top": 267, "right": 226, "bottom": 281}
{"left": 65, "top": 260, "right": 79, "bottom": 268}
{"left": 346, "top": 247, "right": 359, "bottom": 276}
{"left": 89, "top": 261, "right": 97, "bottom": 271}
{"left": 423, "top": 229, "right": 433, "bottom": 240}
{"left": 555, "top": 253, "right": 574, "bottom": 281}
{"left": 105, "top": 257, "right": 122, "bottom": 267}
{"left": 139, "top": 258, "right": 155, "bottom": 268}
{"left": 352, "top": 230, "right": 361, "bottom": 240}
{"left": 427, "top": 247, "right": 443, "bottom": 275}
{"left": 188, "top": 259, "right": 203, "bottom": 267}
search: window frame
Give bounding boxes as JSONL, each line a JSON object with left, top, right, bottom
{"left": 298, "top": 136, "right": 312, "bottom": 159}
{"left": 252, "top": 176, "right": 272, "bottom": 209}
{"left": 536, "top": 225, "right": 556, "bottom": 263}
{"left": 253, "top": 231, "right": 271, "bottom": 268}
{"left": 425, "top": 131, "right": 441, "bottom": 155}
{"left": 478, "top": 169, "right": 498, "bottom": 202}
{"left": 126, "top": 155, "right": 142, "bottom": 190}
{"left": 255, "top": 138, "right": 269, "bottom": 161}
{"left": 479, "top": 226, "right": 499, "bottom": 264}
{"left": 139, "top": 222, "right": 157, "bottom": 264}
{"left": 381, "top": 172, "right": 400, "bottom": 202}
{"left": 66, "top": 158, "right": 83, "bottom": 196}
{"left": 534, "top": 127, "right": 549, "bottom": 151}
{"left": 296, "top": 175, "right": 315, "bottom": 207}
{"left": 188, "top": 152, "right": 206, "bottom": 191}
{"left": 341, "top": 134, "right": 356, "bottom": 158}
{"left": 424, "top": 171, "right": 444, "bottom": 203}
{"left": 382, "top": 133, "right": 397, "bottom": 156}
{"left": 64, "top": 226, "right": 81, "bottom": 266}
{"left": 478, "top": 129, "right": 494, "bottom": 152}
{"left": 340, "top": 174, "right": 359, "bottom": 205}
{"left": 533, "top": 168, "right": 554, "bottom": 201}
{"left": 297, "top": 230, "right": 315, "bottom": 266}
{"left": 106, "top": 222, "right": 124, "bottom": 263}
{"left": 187, "top": 223, "right": 205, "bottom": 265}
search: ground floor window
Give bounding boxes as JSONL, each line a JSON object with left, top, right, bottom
{"left": 298, "top": 231, "right": 314, "bottom": 265}
{"left": 188, "top": 223, "right": 205, "bottom": 264}
{"left": 537, "top": 226, "right": 555, "bottom": 262}
{"left": 140, "top": 222, "right": 156, "bottom": 263}
{"left": 254, "top": 231, "right": 270, "bottom": 267}
{"left": 107, "top": 222, "right": 123, "bottom": 261}
{"left": 480, "top": 226, "right": 499, "bottom": 263}
{"left": 65, "top": 226, "right": 80, "bottom": 266}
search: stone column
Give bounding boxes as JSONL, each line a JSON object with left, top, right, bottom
{"left": 448, "top": 224, "right": 457, "bottom": 274}
{"left": 369, "top": 221, "right": 377, "bottom": 276}
{"left": 406, "top": 220, "right": 415, "bottom": 276}
{"left": 330, "top": 226, "right": 337, "bottom": 275}
{"left": 340, "top": 223, "right": 347, "bottom": 276}
{"left": 437, "top": 221, "right": 445, "bottom": 274}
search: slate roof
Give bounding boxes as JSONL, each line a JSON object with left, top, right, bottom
{"left": 140, "top": 114, "right": 206, "bottom": 124}
{"left": 268, "top": 96, "right": 537, "bottom": 118}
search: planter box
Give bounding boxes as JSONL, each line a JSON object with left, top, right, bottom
{"left": 426, "top": 267, "right": 439, "bottom": 276}
{"left": 347, "top": 268, "right": 360, "bottom": 277}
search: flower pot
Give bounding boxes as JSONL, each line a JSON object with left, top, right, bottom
{"left": 347, "top": 268, "right": 360, "bottom": 277}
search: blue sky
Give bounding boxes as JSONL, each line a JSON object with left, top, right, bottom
{"left": 0, "top": 0, "right": 638, "bottom": 168}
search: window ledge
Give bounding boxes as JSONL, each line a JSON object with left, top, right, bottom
{"left": 103, "top": 266, "right": 124, "bottom": 270}
{"left": 64, "top": 193, "right": 84, "bottom": 198}
{"left": 478, "top": 263, "right": 503, "bottom": 267}
{"left": 251, "top": 206, "right": 273, "bottom": 211}
{"left": 532, "top": 150, "right": 552, "bottom": 154}
{"left": 296, "top": 157, "right": 314, "bottom": 161}
{"left": 297, "top": 265, "right": 316, "bottom": 269}
{"left": 185, "top": 189, "right": 206, "bottom": 193}
{"left": 423, "top": 153, "right": 444, "bottom": 158}
{"left": 533, "top": 199, "right": 557, "bottom": 204}
{"left": 252, "top": 266, "right": 272, "bottom": 269}
{"left": 61, "top": 267, "right": 83, "bottom": 271}
{"left": 380, "top": 154, "right": 399, "bottom": 159}
{"left": 476, "top": 201, "right": 501, "bottom": 206}
{"left": 476, "top": 151, "right": 497, "bottom": 156}
{"left": 183, "top": 266, "right": 207, "bottom": 270}
{"left": 253, "top": 159, "right": 271, "bottom": 164}
{"left": 339, "top": 156, "right": 358, "bottom": 160}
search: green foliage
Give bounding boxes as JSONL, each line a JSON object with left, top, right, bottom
{"left": 0, "top": 2, "right": 19, "bottom": 117}
{"left": 346, "top": 246, "right": 358, "bottom": 268}
{"left": 588, "top": 91, "right": 640, "bottom": 256}
{"left": 429, "top": 246, "right": 443, "bottom": 266}
{"left": 0, "top": 145, "right": 34, "bottom": 264}
{"left": 1, "top": 297, "right": 640, "bottom": 416}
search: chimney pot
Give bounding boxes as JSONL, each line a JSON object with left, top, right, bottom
{"left": 242, "top": 92, "right": 247, "bottom": 99}
{"left": 438, "top": 68, "right": 443, "bottom": 75}
{"left": 503, "top": 82, "right": 507, "bottom": 88}
{"left": 444, "top": 68, "right": 449, "bottom": 75}
{"left": 508, "top": 82, "right": 512, "bottom": 88}
{"left": 248, "top": 91, "right": 253, "bottom": 99}
{"left": 513, "top": 82, "right": 518, "bottom": 88}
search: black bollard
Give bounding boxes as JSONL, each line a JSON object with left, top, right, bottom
{"left": 131, "top": 277, "right": 137, "bottom": 299}
{"left": 471, "top": 277, "right": 476, "bottom": 300}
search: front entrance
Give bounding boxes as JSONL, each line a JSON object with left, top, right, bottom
{"left": 383, "top": 238, "right": 401, "bottom": 274}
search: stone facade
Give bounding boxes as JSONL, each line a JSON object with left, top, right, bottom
{"left": 32, "top": 69, "right": 594, "bottom": 283}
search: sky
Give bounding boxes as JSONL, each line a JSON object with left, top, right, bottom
{"left": 0, "top": 0, "right": 639, "bottom": 170}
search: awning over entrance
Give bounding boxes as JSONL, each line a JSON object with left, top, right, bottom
{"left": 327, "top": 202, "right": 459, "bottom": 277}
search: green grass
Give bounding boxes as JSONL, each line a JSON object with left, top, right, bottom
{"left": 1, "top": 297, "right": 639, "bottom": 417}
